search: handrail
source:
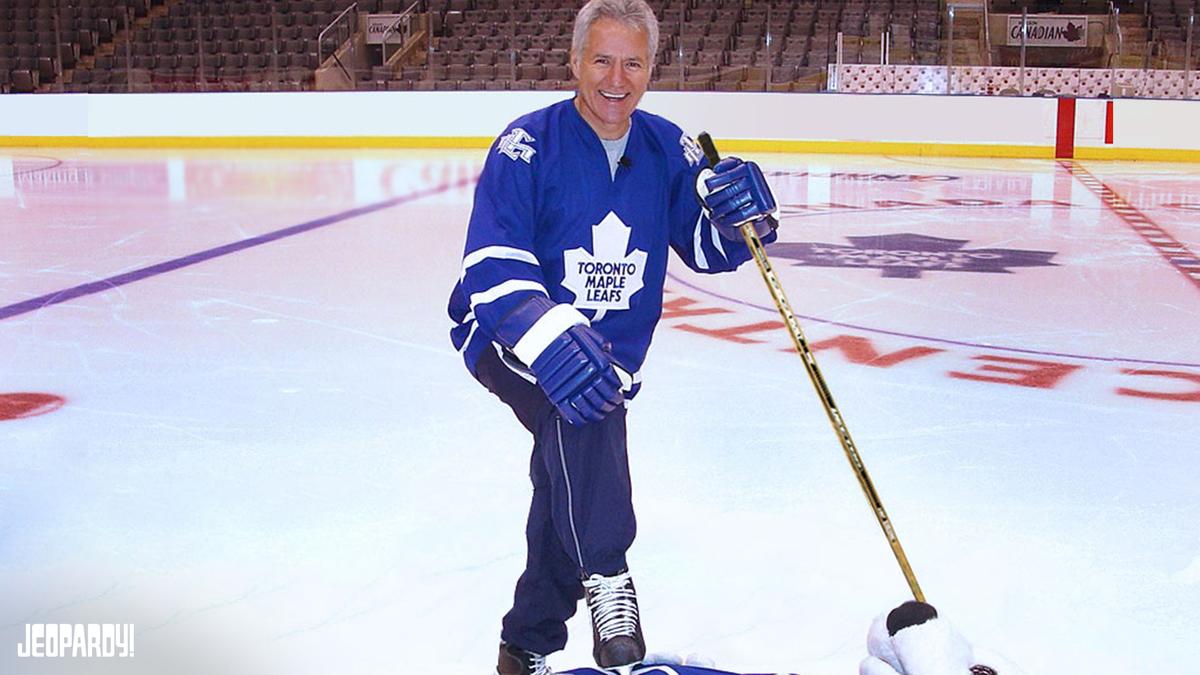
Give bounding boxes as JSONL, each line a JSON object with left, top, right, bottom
{"left": 318, "top": 2, "right": 359, "bottom": 63}
{"left": 123, "top": 6, "right": 133, "bottom": 93}
{"left": 317, "top": 1, "right": 358, "bottom": 82}
{"left": 1113, "top": 5, "right": 1124, "bottom": 59}
{"left": 1186, "top": 12, "right": 1194, "bottom": 97}
{"left": 676, "top": 12, "right": 684, "bottom": 89}
{"left": 833, "top": 30, "right": 844, "bottom": 91}
{"left": 982, "top": 0, "right": 992, "bottom": 66}
{"left": 764, "top": 1, "right": 773, "bottom": 90}
{"left": 946, "top": 4, "right": 954, "bottom": 95}
{"left": 1019, "top": 8, "right": 1027, "bottom": 95}
{"left": 381, "top": 0, "right": 422, "bottom": 64}
{"left": 196, "top": 8, "right": 206, "bottom": 92}
{"left": 53, "top": 7, "right": 64, "bottom": 79}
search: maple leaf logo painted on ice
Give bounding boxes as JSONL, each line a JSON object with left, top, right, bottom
{"left": 562, "top": 212, "right": 648, "bottom": 321}
{"left": 769, "top": 233, "right": 1058, "bottom": 279}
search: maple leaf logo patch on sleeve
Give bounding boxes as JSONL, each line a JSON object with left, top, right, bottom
{"left": 562, "top": 212, "right": 648, "bottom": 321}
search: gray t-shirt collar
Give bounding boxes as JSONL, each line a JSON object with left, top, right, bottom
{"left": 599, "top": 128, "right": 631, "bottom": 179}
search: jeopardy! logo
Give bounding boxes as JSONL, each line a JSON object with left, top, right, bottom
{"left": 771, "top": 233, "right": 1057, "bottom": 279}
{"left": 16, "top": 623, "right": 135, "bottom": 658}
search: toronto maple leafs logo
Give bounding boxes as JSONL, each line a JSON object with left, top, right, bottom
{"left": 497, "top": 128, "right": 536, "bottom": 163}
{"left": 562, "top": 212, "right": 648, "bottom": 321}
{"left": 680, "top": 133, "right": 703, "bottom": 167}
{"left": 770, "top": 233, "right": 1058, "bottom": 279}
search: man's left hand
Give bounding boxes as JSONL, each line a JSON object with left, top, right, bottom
{"left": 697, "top": 157, "right": 778, "bottom": 241}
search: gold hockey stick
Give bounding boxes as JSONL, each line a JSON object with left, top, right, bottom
{"left": 697, "top": 133, "right": 925, "bottom": 603}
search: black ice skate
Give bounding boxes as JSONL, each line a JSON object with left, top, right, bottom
{"left": 495, "top": 641, "right": 551, "bottom": 675}
{"left": 582, "top": 570, "right": 645, "bottom": 673}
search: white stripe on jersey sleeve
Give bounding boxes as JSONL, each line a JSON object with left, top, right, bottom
{"left": 614, "top": 364, "right": 634, "bottom": 391}
{"left": 709, "top": 218, "right": 728, "bottom": 260}
{"left": 512, "top": 303, "right": 589, "bottom": 365}
{"left": 691, "top": 210, "right": 709, "bottom": 271}
{"left": 460, "top": 245, "right": 540, "bottom": 280}
{"left": 457, "top": 319, "right": 478, "bottom": 354}
{"left": 468, "top": 279, "right": 548, "bottom": 311}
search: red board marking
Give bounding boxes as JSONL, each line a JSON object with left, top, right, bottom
{"left": 1061, "top": 161, "right": 1200, "bottom": 292}
{"left": 1105, "top": 100, "right": 1114, "bottom": 144}
{"left": 1055, "top": 98, "right": 1077, "bottom": 159}
{"left": 0, "top": 393, "right": 66, "bottom": 421}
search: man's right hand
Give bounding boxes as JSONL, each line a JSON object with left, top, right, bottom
{"left": 529, "top": 323, "right": 624, "bottom": 425}
{"left": 495, "top": 295, "right": 624, "bottom": 425}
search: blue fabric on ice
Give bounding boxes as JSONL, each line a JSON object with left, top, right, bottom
{"left": 559, "top": 666, "right": 798, "bottom": 675}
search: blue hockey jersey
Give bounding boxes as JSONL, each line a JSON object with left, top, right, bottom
{"left": 448, "top": 98, "right": 766, "bottom": 396}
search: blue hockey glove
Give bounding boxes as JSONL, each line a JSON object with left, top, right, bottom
{"left": 696, "top": 157, "right": 779, "bottom": 241}
{"left": 529, "top": 323, "right": 623, "bottom": 425}
{"left": 494, "top": 295, "right": 624, "bottom": 425}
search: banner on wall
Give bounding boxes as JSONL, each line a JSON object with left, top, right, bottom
{"left": 1006, "top": 15, "right": 1088, "bottom": 46}
{"left": 365, "top": 14, "right": 411, "bottom": 44}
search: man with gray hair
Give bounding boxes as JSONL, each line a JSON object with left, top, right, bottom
{"left": 446, "top": 1, "right": 780, "bottom": 673}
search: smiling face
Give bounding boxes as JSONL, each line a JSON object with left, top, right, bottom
{"left": 570, "top": 17, "right": 652, "bottom": 140}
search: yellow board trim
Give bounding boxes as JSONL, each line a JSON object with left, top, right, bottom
{"left": 715, "top": 139, "right": 1056, "bottom": 159}
{"left": 0, "top": 135, "right": 1055, "bottom": 158}
{"left": 0, "top": 135, "right": 498, "bottom": 149}
{"left": 3, "top": 135, "right": 1200, "bottom": 162}
{"left": 1072, "top": 146, "right": 1200, "bottom": 162}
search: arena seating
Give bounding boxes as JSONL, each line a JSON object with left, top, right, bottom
{"left": 0, "top": 0, "right": 939, "bottom": 94}
{"left": 1143, "top": 0, "right": 1200, "bottom": 68}
{"left": 2, "top": 0, "right": 164, "bottom": 93}
{"left": 1, "top": 0, "right": 1190, "bottom": 95}
{"left": 401, "top": 0, "right": 932, "bottom": 93}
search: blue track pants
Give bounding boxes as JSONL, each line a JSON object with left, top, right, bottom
{"left": 474, "top": 347, "right": 637, "bottom": 655}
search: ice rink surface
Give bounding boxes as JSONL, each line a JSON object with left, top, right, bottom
{"left": 1, "top": 146, "right": 1198, "bottom": 675}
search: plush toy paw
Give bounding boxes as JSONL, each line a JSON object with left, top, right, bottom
{"left": 860, "top": 601, "right": 1021, "bottom": 675}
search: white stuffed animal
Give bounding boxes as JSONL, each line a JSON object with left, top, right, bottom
{"left": 860, "top": 601, "right": 1023, "bottom": 675}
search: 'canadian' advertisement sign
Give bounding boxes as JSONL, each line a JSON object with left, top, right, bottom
{"left": 1006, "top": 15, "right": 1088, "bottom": 47}
{"left": 365, "top": 14, "right": 410, "bottom": 45}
